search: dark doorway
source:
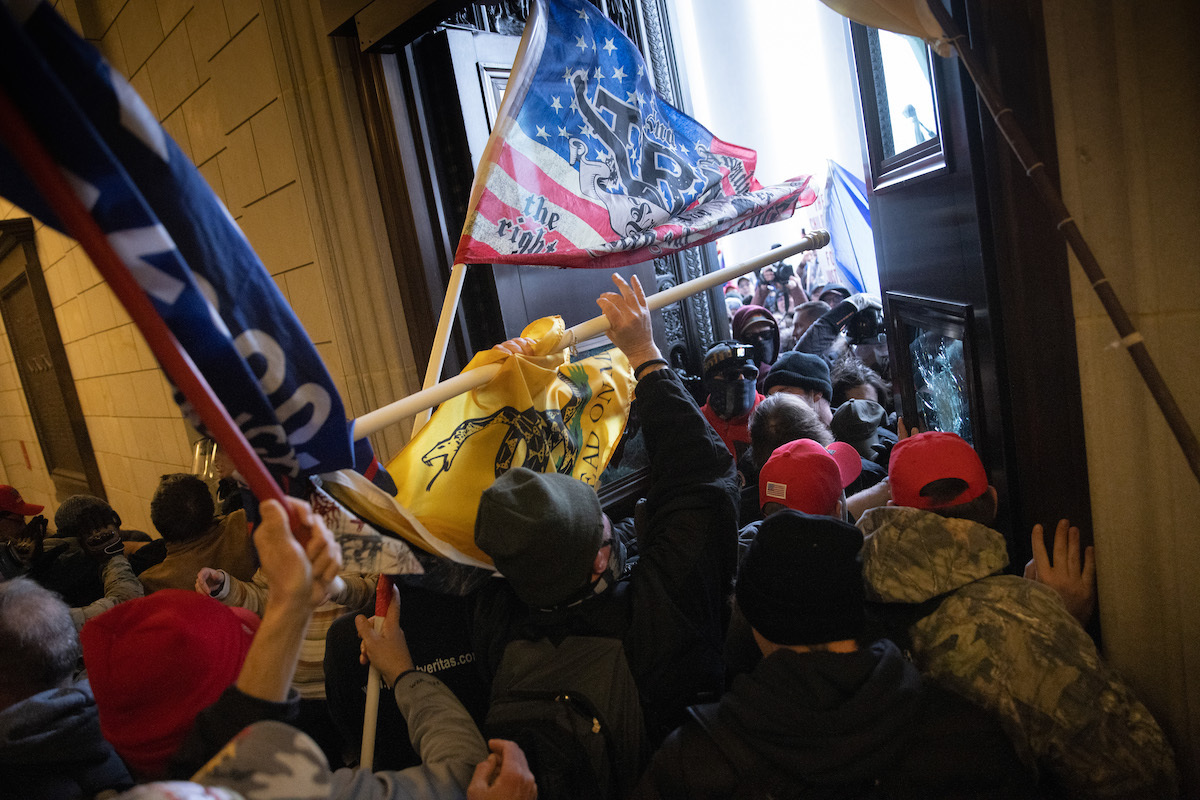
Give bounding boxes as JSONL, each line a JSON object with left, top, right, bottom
{"left": 850, "top": 0, "right": 1091, "bottom": 566}
{"left": 0, "top": 219, "right": 105, "bottom": 501}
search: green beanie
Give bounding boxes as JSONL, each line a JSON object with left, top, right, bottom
{"left": 475, "top": 467, "right": 604, "bottom": 608}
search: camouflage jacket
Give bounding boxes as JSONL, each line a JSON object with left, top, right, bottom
{"left": 857, "top": 506, "right": 1178, "bottom": 800}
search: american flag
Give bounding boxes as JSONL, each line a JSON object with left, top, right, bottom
{"left": 455, "top": 0, "right": 816, "bottom": 269}
{"left": 0, "top": 1, "right": 354, "bottom": 479}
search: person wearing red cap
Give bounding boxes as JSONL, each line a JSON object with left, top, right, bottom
{"left": 82, "top": 497, "right": 342, "bottom": 780}
{"left": 0, "top": 485, "right": 47, "bottom": 574}
{"left": 0, "top": 484, "right": 44, "bottom": 538}
{"left": 724, "top": 437, "right": 864, "bottom": 679}
{"left": 858, "top": 431, "right": 1179, "bottom": 799}
{"left": 758, "top": 438, "right": 862, "bottom": 520}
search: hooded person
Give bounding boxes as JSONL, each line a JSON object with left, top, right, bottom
{"left": 698, "top": 341, "right": 763, "bottom": 463}
{"left": 633, "top": 509, "right": 1036, "bottom": 800}
{"left": 471, "top": 273, "right": 740, "bottom": 761}
{"left": 730, "top": 305, "right": 780, "bottom": 394}
{"left": 859, "top": 432, "right": 1179, "bottom": 799}
{"left": 0, "top": 577, "right": 134, "bottom": 799}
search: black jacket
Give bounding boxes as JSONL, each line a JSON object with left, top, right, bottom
{"left": 634, "top": 640, "right": 1037, "bottom": 800}
{"left": 473, "top": 368, "right": 740, "bottom": 745}
{"left": 0, "top": 683, "right": 133, "bottom": 799}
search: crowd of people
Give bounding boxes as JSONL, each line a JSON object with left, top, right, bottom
{"left": 0, "top": 273, "right": 1181, "bottom": 799}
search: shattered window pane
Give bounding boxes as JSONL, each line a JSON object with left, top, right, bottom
{"left": 909, "top": 329, "right": 971, "bottom": 445}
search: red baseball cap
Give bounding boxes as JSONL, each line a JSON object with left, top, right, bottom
{"left": 888, "top": 431, "right": 988, "bottom": 509}
{"left": 0, "top": 485, "right": 43, "bottom": 516}
{"left": 759, "top": 439, "right": 862, "bottom": 516}
{"left": 81, "top": 591, "right": 260, "bottom": 779}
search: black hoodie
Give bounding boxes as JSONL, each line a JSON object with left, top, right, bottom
{"left": 633, "top": 639, "right": 1036, "bottom": 800}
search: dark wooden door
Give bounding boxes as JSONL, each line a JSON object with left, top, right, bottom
{"left": 0, "top": 220, "right": 105, "bottom": 500}
{"left": 851, "top": 0, "right": 1091, "bottom": 565}
{"left": 354, "top": 0, "right": 727, "bottom": 383}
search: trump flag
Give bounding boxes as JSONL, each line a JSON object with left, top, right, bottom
{"left": 0, "top": 1, "right": 354, "bottom": 479}
{"left": 456, "top": 0, "right": 816, "bottom": 268}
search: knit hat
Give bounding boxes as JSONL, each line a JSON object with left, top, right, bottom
{"left": 702, "top": 341, "right": 758, "bottom": 384}
{"left": 888, "top": 431, "right": 988, "bottom": 510}
{"left": 54, "top": 494, "right": 119, "bottom": 538}
{"left": 81, "top": 590, "right": 260, "bottom": 779}
{"left": 762, "top": 351, "right": 832, "bottom": 399}
{"left": 731, "top": 305, "right": 779, "bottom": 344}
{"left": 736, "top": 509, "right": 865, "bottom": 646}
{"left": 759, "top": 438, "right": 862, "bottom": 516}
{"left": 830, "top": 399, "right": 886, "bottom": 443}
{"left": 475, "top": 467, "right": 604, "bottom": 609}
{"left": 0, "top": 485, "right": 42, "bottom": 516}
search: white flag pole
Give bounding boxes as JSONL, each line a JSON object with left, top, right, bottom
{"left": 359, "top": 261, "right": 466, "bottom": 767}
{"left": 409, "top": 262, "right": 468, "bottom": 439}
{"left": 352, "top": 231, "right": 830, "bottom": 439}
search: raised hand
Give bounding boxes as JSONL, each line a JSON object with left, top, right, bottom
{"left": 1024, "top": 518, "right": 1096, "bottom": 626}
{"left": 596, "top": 273, "right": 662, "bottom": 369}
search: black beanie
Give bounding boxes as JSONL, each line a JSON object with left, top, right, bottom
{"left": 762, "top": 351, "right": 833, "bottom": 399}
{"left": 736, "top": 509, "right": 865, "bottom": 646}
{"left": 54, "top": 494, "right": 118, "bottom": 538}
{"left": 475, "top": 467, "right": 604, "bottom": 609}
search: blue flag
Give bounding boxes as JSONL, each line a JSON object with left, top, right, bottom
{"left": 0, "top": 1, "right": 354, "bottom": 479}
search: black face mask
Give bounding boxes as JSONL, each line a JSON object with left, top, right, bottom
{"left": 743, "top": 330, "right": 776, "bottom": 365}
{"left": 709, "top": 378, "right": 757, "bottom": 419}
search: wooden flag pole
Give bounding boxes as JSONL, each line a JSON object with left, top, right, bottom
{"left": 352, "top": 231, "right": 831, "bottom": 439}
{"left": 359, "top": 262, "right": 468, "bottom": 763}
{"left": 0, "top": 84, "right": 304, "bottom": 535}
{"left": 922, "top": 0, "right": 1200, "bottom": 483}
{"left": 410, "top": 262, "right": 468, "bottom": 439}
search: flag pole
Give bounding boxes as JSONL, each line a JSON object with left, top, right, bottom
{"left": 921, "top": 0, "right": 1200, "bottom": 484}
{"left": 352, "top": 230, "right": 831, "bottom": 438}
{"left": 0, "top": 85, "right": 303, "bottom": 536}
{"left": 357, "top": 262, "right": 468, "bottom": 764}
{"left": 409, "top": 262, "right": 467, "bottom": 438}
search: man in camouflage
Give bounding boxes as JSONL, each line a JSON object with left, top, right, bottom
{"left": 859, "top": 431, "right": 1178, "bottom": 799}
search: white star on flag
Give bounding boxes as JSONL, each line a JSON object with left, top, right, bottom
{"left": 576, "top": 7, "right": 588, "bottom": 19}
{"left": 611, "top": 66, "right": 626, "bottom": 83}
{"left": 558, "top": 126, "right": 569, "bottom": 137}
{"left": 563, "top": 67, "right": 573, "bottom": 83}
{"left": 575, "top": 35, "right": 588, "bottom": 50}
{"left": 637, "top": 64, "right": 644, "bottom": 76}
{"left": 603, "top": 38, "right": 616, "bottom": 54}
{"left": 535, "top": 126, "right": 550, "bottom": 140}
{"left": 593, "top": 66, "right": 604, "bottom": 79}
{"left": 550, "top": 96, "right": 562, "bottom": 111}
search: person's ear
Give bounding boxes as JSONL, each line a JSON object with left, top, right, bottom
{"left": 592, "top": 547, "right": 609, "bottom": 578}
{"left": 985, "top": 485, "right": 999, "bottom": 522}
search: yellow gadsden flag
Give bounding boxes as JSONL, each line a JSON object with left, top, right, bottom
{"left": 341, "top": 316, "right": 634, "bottom": 569}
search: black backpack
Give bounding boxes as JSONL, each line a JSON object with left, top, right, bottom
{"left": 484, "top": 635, "right": 648, "bottom": 800}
